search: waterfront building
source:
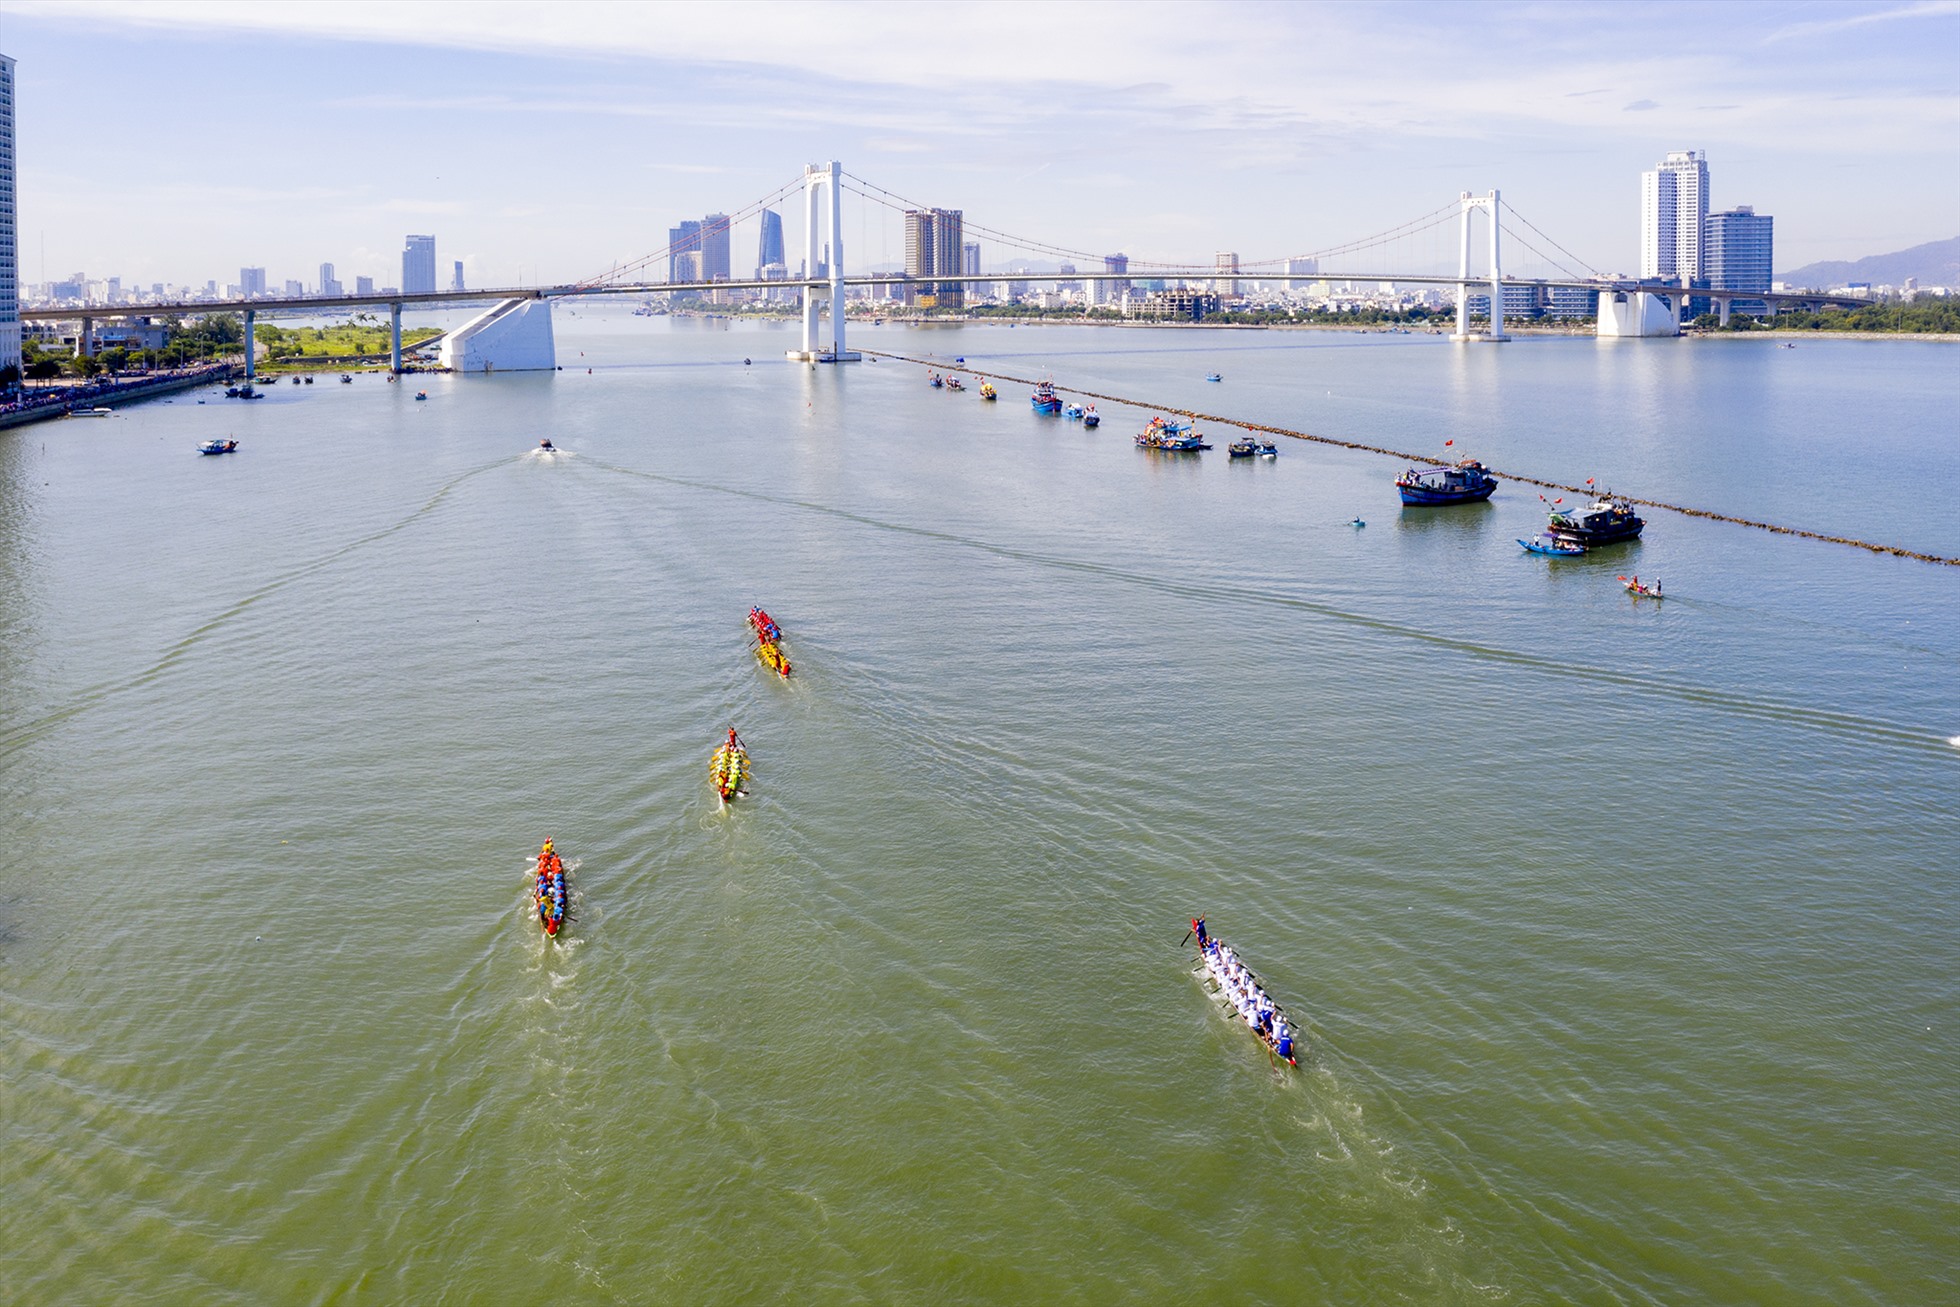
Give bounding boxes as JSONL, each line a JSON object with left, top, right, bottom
{"left": 1213, "top": 252, "right": 1240, "bottom": 297}
{"left": 240, "top": 267, "right": 267, "bottom": 298}
{"left": 1641, "top": 149, "right": 1707, "bottom": 283}
{"left": 1705, "top": 206, "right": 1773, "bottom": 317}
{"left": 1130, "top": 289, "right": 1220, "bottom": 322}
{"left": 319, "top": 263, "right": 342, "bottom": 298}
{"left": 0, "top": 53, "right": 16, "bottom": 381}
{"left": 903, "top": 208, "right": 964, "bottom": 309}
{"left": 1285, "top": 257, "right": 1318, "bottom": 289}
{"left": 283, "top": 279, "right": 303, "bottom": 298}
{"left": 1546, "top": 285, "right": 1601, "bottom": 319}
{"left": 1465, "top": 285, "right": 1544, "bottom": 321}
{"left": 402, "top": 235, "right": 437, "bottom": 295}
{"left": 355, "top": 275, "right": 375, "bottom": 296}
{"left": 668, "top": 220, "right": 702, "bottom": 285}
{"left": 757, "top": 208, "right": 785, "bottom": 278}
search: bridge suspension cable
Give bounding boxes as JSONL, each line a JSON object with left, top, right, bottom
{"left": 574, "top": 173, "right": 808, "bottom": 290}
{"left": 1498, "top": 204, "right": 1602, "bottom": 281}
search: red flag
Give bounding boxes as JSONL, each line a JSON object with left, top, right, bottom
{"left": 1444, "top": 439, "right": 1453, "bottom": 447}
{"left": 1553, "top": 497, "right": 1563, "bottom": 504}
{"left": 1586, "top": 478, "right": 1595, "bottom": 486}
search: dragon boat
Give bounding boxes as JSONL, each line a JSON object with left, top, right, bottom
{"left": 748, "top": 606, "right": 782, "bottom": 643}
{"left": 755, "top": 640, "right": 791, "bottom": 678}
{"left": 535, "top": 841, "right": 568, "bottom": 938}
{"left": 711, "top": 732, "right": 750, "bottom": 802}
{"left": 1187, "top": 918, "right": 1299, "bottom": 1066}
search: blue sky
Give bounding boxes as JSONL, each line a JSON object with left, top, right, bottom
{"left": 6, "top": 0, "right": 1957, "bottom": 290}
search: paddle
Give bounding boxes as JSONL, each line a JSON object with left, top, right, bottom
{"left": 1179, "top": 928, "right": 1192, "bottom": 947}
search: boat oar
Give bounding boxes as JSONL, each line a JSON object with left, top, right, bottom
{"left": 1179, "top": 928, "right": 1193, "bottom": 947}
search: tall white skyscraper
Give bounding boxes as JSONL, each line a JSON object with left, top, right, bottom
{"left": 0, "top": 53, "right": 19, "bottom": 382}
{"left": 402, "top": 235, "right": 437, "bottom": 295}
{"left": 1641, "top": 149, "right": 1709, "bottom": 282}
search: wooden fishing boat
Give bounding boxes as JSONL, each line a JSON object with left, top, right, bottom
{"left": 1030, "top": 380, "right": 1063, "bottom": 413}
{"left": 1619, "top": 575, "right": 1664, "bottom": 598}
{"left": 1549, "top": 495, "right": 1644, "bottom": 546}
{"left": 1397, "top": 459, "right": 1498, "bottom": 505}
{"left": 1519, "top": 534, "right": 1586, "bottom": 556}
{"left": 197, "top": 438, "right": 239, "bottom": 455}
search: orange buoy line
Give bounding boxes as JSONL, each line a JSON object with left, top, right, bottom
{"left": 859, "top": 348, "right": 1959, "bottom": 567}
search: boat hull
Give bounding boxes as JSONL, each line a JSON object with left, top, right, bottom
{"left": 1398, "top": 483, "right": 1496, "bottom": 506}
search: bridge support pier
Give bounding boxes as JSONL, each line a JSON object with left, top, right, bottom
{"left": 1717, "top": 297, "right": 1731, "bottom": 328}
{"left": 1452, "top": 190, "right": 1509, "bottom": 343}
{"left": 244, "top": 309, "right": 255, "bottom": 383}
{"left": 79, "top": 316, "right": 94, "bottom": 358}
{"left": 788, "top": 160, "right": 859, "bottom": 363}
{"left": 390, "top": 303, "right": 402, "bottom": 374}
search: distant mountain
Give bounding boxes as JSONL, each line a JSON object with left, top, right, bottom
{"left": 1778, "top": 236, "right": 1960, "bottom": 289}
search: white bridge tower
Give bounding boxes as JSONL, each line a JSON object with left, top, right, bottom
{"left": 1452, "top": 190, "right": 1509, "bottom": 343}
{"left": 788, "top": 160, "right": 860, "bottom": 363}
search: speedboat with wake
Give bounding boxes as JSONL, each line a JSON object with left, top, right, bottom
{"left": 1187, "top": 917, "right": 1298, "bottom": 1066}
{"left": 535, "top": 839, "right": 569, "bottom": 938}
{"left": 711, "top": 729, "right": 750, "bottom": 802}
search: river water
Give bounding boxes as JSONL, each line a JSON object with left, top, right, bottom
{"left": 3, "top": 312, "right": 1955, "bottom": 1304}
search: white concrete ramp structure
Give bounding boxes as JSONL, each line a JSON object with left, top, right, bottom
{"left": 1452, "top": 191, "right": 1509, "bottom": 343}
{"left": 788, "top": 160, "right": 859, "bottom": 363}
{"left": 1596, "top": 290, "right": 1681, "bottom": 337}
{"left": 439, "top": 298, "right": 557, "bottom": 372}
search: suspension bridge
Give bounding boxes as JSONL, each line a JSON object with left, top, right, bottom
{"left": 27, "top": 160, "right": 1867, "bottom": 377}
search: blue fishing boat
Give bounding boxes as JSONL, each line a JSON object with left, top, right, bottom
{"left": 1064, "top": 403, "right": 1085, "bottom": 420}
{"left": 197, "top": 438, "right": 239, "bottom": 455}
{"left": 1257, "top": 440, "right": 1277, "bottom": 458}
{"left": 1082, "top": 407, "right": 1100, "bottom": 428}
{"left": 1519, "top": 533, "right": 1586, "bottom": 556}
{"left": 1397, "top": 459, "right": 1498, "bottom": 505}
{"left": 1031, "top": 380, "right": 1063, "bottom": 413}
{"left": 1549, "top": 495, "right": 1645, "bottom": 546}
{"left": 1206, "top": 373, "right": 1223, "bottom": 382}
{"left": 1135, "top": 417, "right": 1211, "bottom": 452}
{"left": 1228, "top": 439, "right": 1258, "bottom": 458}
{"left": 927, "top": 372, "right": 943, "bottom": 388}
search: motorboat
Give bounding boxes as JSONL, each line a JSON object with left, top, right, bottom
{"left": 197, "top": 438, "right": 239, "bottom": 455}
{"left": 1256, "top": 440, "right": 1277, "bottom": 458}
{"left": 1228, "top": 439, "right": 1258, "bottom": 458}
{"left": 1548, "top": 495, "right": 1645, "bottom": 546}
{"left": 1082, "top": 407, "right": 1100, "bottom": 428}
{"left": 1205, "top": 373, "right": 1223, "bottom": 382}
{"left": 414, "top": 391, "right": 428, "bottom": 401}
{"left": 1519, "top": 533, "right": 1586, "bottom": 556}
{"left": 1396, "top": 459, "right": 1498, "bottom": 506}
{"left": 1064, "top": 403, "right": 1085, "bottom": 420}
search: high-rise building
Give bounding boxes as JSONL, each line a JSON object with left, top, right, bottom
{"left": 1284, "top": 256, "right": 1318, "bottom": 289}
{"left": 668, "top": 220, "right": 702, "bottom": 284}
{"left": 451, "top": 260, "right": 465, "bottom": 292}
{"left": 283, "top": 279, "right": 304, "bottom": 298}
{"left": 1214, "top": 252, "right": 1240, "bottom": 297}
{"left": 1705, "top": 205, "right": 1773, "bottom": 317}
{"left": 699, "top": 213, "right": 731, "bottom": 284}
{"left": 0, "top": 53, "right": 18, "bottom": 382}
{"left": 1640, "top": 149, "right": 1708, "bottom": 283}
{"left": 903, "top": 208, "right": 964, "bottom": 308}
{"left": 402, "top": 234, "right": 437, "bottom": 295}
{"left": 355, "top": 275, "right": 375, "bottom": 296}
{"left": 1091, "top": 253, "right": 1131, "bottom": 307}
{"left": 757, "top": 209, "right": 785, "bottom": 278}
{"left": 240, "top": 267, "right": 267, "bottom": 298}
{"left": 319, "top": 262, "right": 342, "bottom": 297}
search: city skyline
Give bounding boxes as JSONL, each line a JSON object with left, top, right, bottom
{"left": 1, "top": 1, "right": 1956, "bottom": 290}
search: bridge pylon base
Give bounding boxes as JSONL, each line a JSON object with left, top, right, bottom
{"left": 1450, "top": 332, "right": 1511, "bottom": 343}
{"left": 785, "top": 350, "right": 862, "bottom": 363}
